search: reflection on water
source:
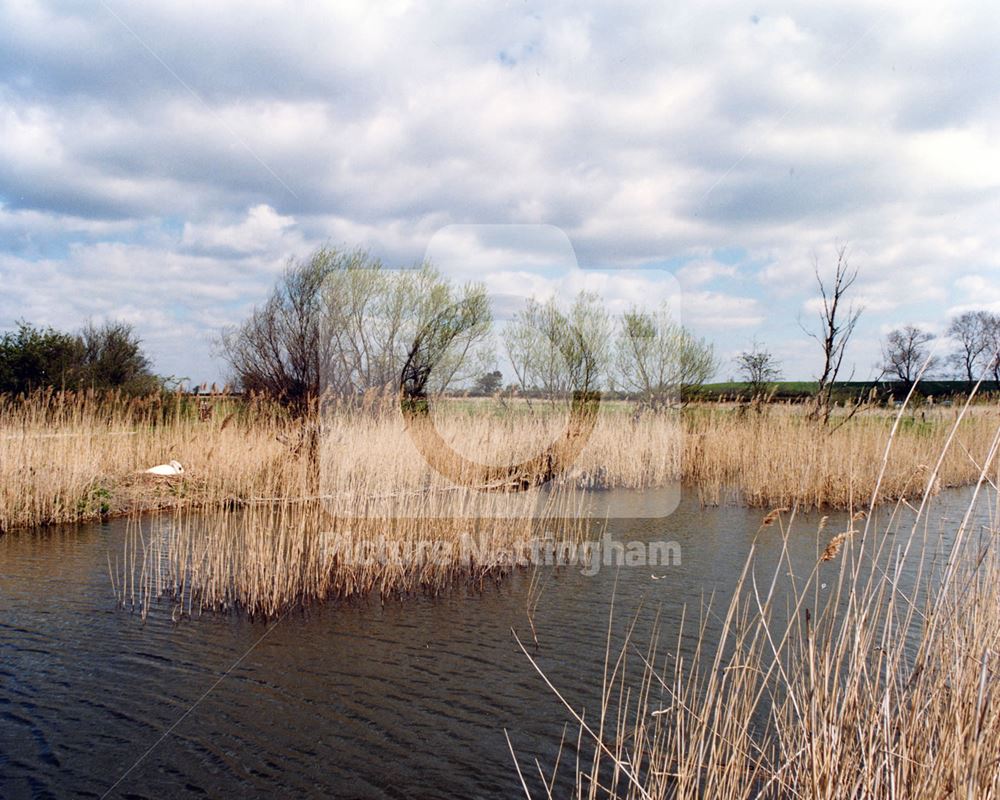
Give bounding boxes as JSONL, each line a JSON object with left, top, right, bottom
{"left": 0, "top": 489, "right": 988, "bottom": 798}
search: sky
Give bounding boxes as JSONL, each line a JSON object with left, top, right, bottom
{"left": 1, "top": 0, "right": 999, "bottom": 384}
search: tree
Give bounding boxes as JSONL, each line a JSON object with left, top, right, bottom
{"left": 735, "top": 341, "right": 782, "bottom": 400}
{"left": 613, "top": 303, "right": 716, "bottom": 408}
{"left": 78, "top": 321, "right": 158, "bottom": 393}
{"left": 0, "top": 320, "right": 156, "bottom": 395}
{"left": 804, "top": 245, "right": 863, "bottom": 424}
{"left": 0, "top": 322, "right": 84, "bottom": 394}
{"left": 473, "top": 370, "right": 503, "bottom": 395}
{"left": 399, "top": 290, "right": 493, "bottom": 404}
{"left": 321, "top": 254, "right": 490, "bottom": 396}
{"left": 221, "top": 246, "right": 492, "bottom": 412}
{"left": 881, "top": 325, "right": 937, "bottom": 388}
{"left": 947, "top": 311, "right": 991, "bottom": 388}
{"left": 983, "top": 312, "right": 1000, "bottom": 386}
{"left": 566, "top": 291, "right": 612, "bottom": 393}
{"left": 221, "top": 250, "right": 333, "bottom": 412}
{"left": 502, "top": 292, "right": 610, "bottom": 402}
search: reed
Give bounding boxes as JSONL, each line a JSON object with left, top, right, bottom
{"left": 116, "top": 487, "right": 594, "bottom": 618}
{"left": 1, "top": 391, "right": 997, "bottom": 533}
{"left": 516, "top": 407, "right": 1000, "bottom": 798}
{"left": 684, "top": 402, "right": 998, "bottom": 509}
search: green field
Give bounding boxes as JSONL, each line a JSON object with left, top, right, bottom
{"left": 691, "top": 380, "right": 999, "bottom": 402}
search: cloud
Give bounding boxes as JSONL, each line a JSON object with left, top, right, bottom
{"left": 683, "top": 290, "right": 763, "bottom": 329}
{"left": 181, "top": 204, "right": 299, "bottom": 256}
{"left": 1, "top": 1, "right": 999, "bottom": 381}
{"left": 676, "top": 259, "right": 737, "bottom": 287}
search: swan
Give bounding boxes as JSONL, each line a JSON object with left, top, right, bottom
{"left": 145, "top": 460, "right": 184, "bottom": 476}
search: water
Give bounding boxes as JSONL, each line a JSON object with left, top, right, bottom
{"left": 0, "top": 490, "right": 989, "bottom": 798}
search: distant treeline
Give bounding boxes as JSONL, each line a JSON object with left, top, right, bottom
{"left": 0, "top": 321, "right": 159, "bottom": 396}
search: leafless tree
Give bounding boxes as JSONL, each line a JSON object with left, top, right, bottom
{"left": 881, "top": 325, "right": 937, "bottom": 388}
{"left": 947, "top": 311, "right": 992, "bottom": 389}
{"left": 220, "top": 250, "right": 332, "bottom": 413}
{"left": 735, "top": 340, "right": 782, "bottom": 401}
{"left": 804, "top": 245, "right": 863, "bottom": 424}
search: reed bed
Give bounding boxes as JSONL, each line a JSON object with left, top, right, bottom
{"left": 115, "top": 488, "right": 593, "bottom": 618}
{"left": 685, "top": 402, "right": 999, "bottom": 509}
{"left": 517, "top": 411, "right": 1000, "bottom": 798}
{"left": 1, "top": 391, "right": 997, "bottom": 533}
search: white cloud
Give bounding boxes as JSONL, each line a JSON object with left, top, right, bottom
{"left": 181, "top": 204, "right": 299, "bottom": 255}
{"left": 683, "top": 291, "right": 763, "bottom": 329}
{"left": 676, "top": 259, "right": 737, "bottom": 287}
{"left": 1, "top": 1, "right": 999, "bottom": 380}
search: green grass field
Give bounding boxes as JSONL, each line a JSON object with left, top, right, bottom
{"left": 692, "top": 379, "right": 998, "bottom": 402}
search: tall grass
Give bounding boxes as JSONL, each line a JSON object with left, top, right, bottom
{"left": 115, "top": 489, "right": 593, "bottom": 618}
{"left": 0, "top": 390, "right": 290, "bottom": 532}
{"left": 515, "top": 407, "right": 1000, "bottom": 798}
{"left": 0, "top": 391, "right": 996, "bottom": 532}
{"left": 685, "top": 402, "right": 997, "bottom": 509}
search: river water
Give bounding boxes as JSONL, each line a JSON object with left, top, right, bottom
{"left": 0, "top": 489, "right": 989, "bottom": 798}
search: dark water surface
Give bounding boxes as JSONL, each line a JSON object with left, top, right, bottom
{"left": 0, "top": 490, "right": 985, "bottom": 799}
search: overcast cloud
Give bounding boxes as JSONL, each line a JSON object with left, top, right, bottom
{"left": 1, "top": 0, "right": 998, "bottom": 382}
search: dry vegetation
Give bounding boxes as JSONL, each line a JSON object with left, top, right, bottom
{"left": 684, "top": 401, "right": 998, "bottom": 509}
{"left": 115, "top": 491, "right": 594, "bottom": 618}
{"left": 519, "top": 424, "right": 1000, "bottom": 799}
{"left": 1, "top": 391, "right": 997, "bottom": 534}
{"left": 8, "top": 390, "right": 1000, "bottom": 794}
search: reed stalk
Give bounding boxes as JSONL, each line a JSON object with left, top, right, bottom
{"left": 516, "top": 404, "right": 1000, "bottom": 798}
{"left": 1, "top": 392, "right": 995, "bottom": 533}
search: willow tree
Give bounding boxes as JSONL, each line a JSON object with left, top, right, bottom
{"left": 502, "top": 292, "right": 611, "bottom": 402}
{"left": 613, "top": 304, "right": 716, "bottom": 409}
{"left": 221, "top": 246, "right": 492, "bottom": 413}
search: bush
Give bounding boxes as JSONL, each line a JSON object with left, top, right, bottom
{"left": 0, "top": 320, "right": 158, "bottom": 395}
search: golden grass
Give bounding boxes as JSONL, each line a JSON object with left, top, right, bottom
{"left": 1, "top": 391, "right": 997, "bottom": 533}
{"left": 0, "top": 391, "right": 291, "bottom": 533}
{"left": 517, "top": 417, "right": 1000, "bottom": 799}
{"left": 115, "top": 489, "right": 593, "bottom": 618}
{"left": 685, "top": 402, "right": 999, "bottom": 509}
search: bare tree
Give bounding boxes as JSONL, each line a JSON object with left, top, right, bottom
{"left": 735, "top": 340, "right": 782, "bottom": 401}
{"left": 804, "top": 245, "right": 863, "bottom": 424}
{"left": 220, "top": 251, "right": 332, "bottom": 413}
{"left": 947, "top": 311, "right": 991, "bottom": 389}
{"left": 614, "top": 303, "right": 717, "bottom": 409}
{"left": 881, "top": 325, "right": 937, "bottom": 388}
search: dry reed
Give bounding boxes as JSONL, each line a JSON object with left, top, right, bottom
{"left": 116, "top": 488, "right": 593, "bottom": 618}
{"left": 1, "top": 392, "right": 997, "bottom": 533}
{"left": 516, "top": 404, "right": 1000, "bottom": 798}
